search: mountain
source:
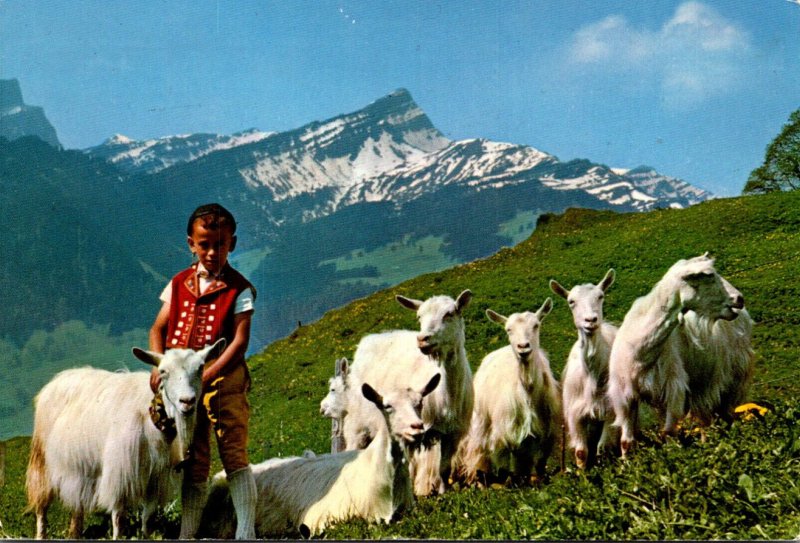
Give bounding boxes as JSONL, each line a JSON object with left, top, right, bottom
{"left": 621, "top": 165, "right": 711, "bottom": 208}
{"left": 0, "top": 137, "right": 165, "bottom": 343}
{"left": 0, "top": 79, "right": 60, "bottom": 147}
{"left": 86, "top": 89, "right": 710, "bottom": 223}
{"left": 84, "top": 129, "right": 275, "bottom": 175}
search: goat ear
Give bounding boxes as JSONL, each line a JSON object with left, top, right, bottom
{"left": 396, "top": 294, "right": 422, "bottom": 311}
{"left": 456, "top": 290, "right": 473, "bottom": 313}
{"left": 486, "top": 309, "right": 507, "bottom": 325}
{"left": 132, "top": 347, "right": 163, "bottom": 367}
{"left": 599, "top": 269, "right": 616, "bottom": 292}
{"left": 198, "top": 338, "right": 227, "bottom": 362}
{"left": 549, "top": 279, "right": 569, "bottom": 299}
{"left": 421, "top": 373, "right": 441, "bottom": 397}
{"left": 361, "top": 383, "right": 384, "bottom": 409}
{"left": 335, "top": 357, "right": 349, "bottom": 377}
{"left": 538, "top": 297, "right": 553, "bottom": 318}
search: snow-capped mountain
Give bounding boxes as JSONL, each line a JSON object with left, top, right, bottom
{"left": 621, "top": 166, "right": 711, "bottom": 208}
{"left": 540, "top": 162, "right": 711, "bottom": 211}
{"left": 85, "top": 128, "right": 275, "bottom": 174}
{"left": 0, "top": 79, "right": 60, "bottom": 148}
{"left": 86, "top": 88, "right": 711, "bottom": 225}
{"left": 228, "top": 89, "right": 450, "bottom": 214}
{"left": 339, "top": 138, "right": 558, "bottom": 208}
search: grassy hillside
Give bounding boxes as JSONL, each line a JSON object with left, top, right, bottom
{"left": 2, "top": 190, "right": 798, "bottom": 538}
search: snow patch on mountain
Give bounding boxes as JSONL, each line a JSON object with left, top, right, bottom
{"left": 86, "top": 129, "right": 275, "bottom": 174}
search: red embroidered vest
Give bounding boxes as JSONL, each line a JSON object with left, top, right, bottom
{"left": 166, "top": 263, "right": 255, "bottom": 367}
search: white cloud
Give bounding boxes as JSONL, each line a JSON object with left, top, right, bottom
{"left": 566, "top": 2, "right": 751, "bottom": 109}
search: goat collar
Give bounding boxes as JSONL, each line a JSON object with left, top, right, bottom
{"left": 149, "top": 391, "right": 194, "bottom": 471}
{"left": 149, "top": 391, "right": 177, "bottom": 443}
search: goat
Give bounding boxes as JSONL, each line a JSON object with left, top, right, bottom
{"left": 550, "top": 269, "right": 619, "bottom": 469}
{"left": 677, "top": 276, "right": 755, "bottom": 426}
{"left": 455, "top": 298, "right": 561, "bottom": 484}
{"left": 607, "top": 254, "right": 745, "bottom": 456}
{"left": 342, "top": 290, "right": 474, "bottom": 496}
{"left": 321, "top": 357, "right": 350, "bottom": 453}
{"left": 26, "top": 339, "right": 224, "bottom": 539}
{"left": 198, "top": 373, "right": 441, "bottom": 538}
{"left": 319, "top": 358, "right": 349, "bottom": 421}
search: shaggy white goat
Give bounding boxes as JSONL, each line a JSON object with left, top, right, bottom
{"left": 342, "top": 290, "right": 474, "bottom": 496}
{"left": 455, "top": 298, "right": 561, "bottom": 484}
{"left": 677, "top": 275, "right": 754, "bottom": 425}
{"left": 198, "top": 373, "right": 441, "bottom": 539}
{"left": 26, "top": 339, "right": 224, "bottom": 539}
{"left": 607, "top": 254, "right": 745, "bottom": 456}
{"left": 550, "top": 269, "right": 619, "bottom": 469}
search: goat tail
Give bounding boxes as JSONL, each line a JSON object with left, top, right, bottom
{"left": 26, "top": 432, "right": 51, "bottom": 513}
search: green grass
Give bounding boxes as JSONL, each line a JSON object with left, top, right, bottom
{"left": 2, "top": 190, "right": 799, "bottom": 538}
{"left": 498, "top": 209, "right": 542, "bottom": 246}
{"left": 319, "top": 234, "right": 459, "bottom": 286}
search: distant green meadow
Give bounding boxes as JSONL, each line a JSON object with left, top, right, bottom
{"left": 2, "top": 190, "right": 798, "bottom": 538}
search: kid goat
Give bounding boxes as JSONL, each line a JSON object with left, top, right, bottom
{"left": 607, "top": 254, "right": 745, "bottom": 456}
{"left": 26, "top": 339, "right": 224, "bottom": 539}
{"left": 550, "top": 269, "right": 619, "bottom": 469}
{"left": 198, "top": 373, "right": 441, "bottom": 538}
{"left": 343, "top": 290, "right": 474, "bottom": 496}
{"left": 455, "top": 298, "right": 561, "bottom": 484}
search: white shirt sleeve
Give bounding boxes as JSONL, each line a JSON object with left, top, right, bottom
{"left": 235, "top": 287, "right": 255, "bottom": 314}
{"left": 160, "top": 282, "right": 172, "bottom": 305}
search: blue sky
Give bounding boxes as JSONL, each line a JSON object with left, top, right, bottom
{"left": 1, "top": 1, "right": 798, "bottom": 196}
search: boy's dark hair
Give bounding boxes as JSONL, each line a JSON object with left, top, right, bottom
{"left": 187, "top": 203, "right": 237, "bottom": 236}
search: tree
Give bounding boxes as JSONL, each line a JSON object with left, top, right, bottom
{"left": 744, "top": 109, "right": 800, "bottom": 194}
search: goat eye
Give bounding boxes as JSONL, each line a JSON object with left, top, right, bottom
{"left": 159, "top": 369, "right": 167, "bottom": 377}
{"left": 568, "top": 300, "right": 575, "bottom": 306}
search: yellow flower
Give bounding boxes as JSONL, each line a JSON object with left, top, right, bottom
{"left": 734, "top": 403, "right": 770, "bottom": 421}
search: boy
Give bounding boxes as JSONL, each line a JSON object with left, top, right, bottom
{"left": 148, "top": 203, "right": 257, "bottom": 539}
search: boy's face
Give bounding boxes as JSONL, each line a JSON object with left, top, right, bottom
{"left": 187, "top": 220, "right": 236, "bottom": 276}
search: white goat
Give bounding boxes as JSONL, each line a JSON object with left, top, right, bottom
{"left": 26, "top": 339, "right": 224, "bottom": 539}
{"left": 320, "top": 358, "right": 349, "bottom": 420}
{"left": 342, "top": 290, "right": 474, "bottom": 496}
{"left": 321, "top": 358, "right": 350, "bottom": 453}
{"left": 198, "top": 373, "right": 441, "bottom": 539}
{"left": 676, "top": 276, "right": 755, "bottom": 425}
{"left": 550, "top": 269, "right": 619, "bottom": 469}
{"left": 608, "top": 254, "right": 745, "bottom": 456}
{"left": 455, "top": 299, "right": 561, "bottom": 484}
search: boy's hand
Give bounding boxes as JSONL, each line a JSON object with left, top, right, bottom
{"left": 149, "top": 367, "right": 161, "bottom": 393}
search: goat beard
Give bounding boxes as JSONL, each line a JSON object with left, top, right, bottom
{"left": 168, "top": 409, "right": 196, "bottom": 468}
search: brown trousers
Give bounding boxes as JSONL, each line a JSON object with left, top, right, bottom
{"left": 188, "top": 362, "right": 251, "bottom": 483}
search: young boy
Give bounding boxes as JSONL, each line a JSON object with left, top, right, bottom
{"left": 148, "top": 203, "right": 257, "bottom": 539}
